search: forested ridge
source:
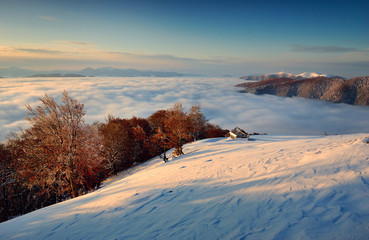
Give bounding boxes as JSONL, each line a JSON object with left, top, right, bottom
{"left": 236, "top": 76, "right": 369, "bottom": 105}
{"left": 0, "top": 91, "right": 227, "bottom": 222}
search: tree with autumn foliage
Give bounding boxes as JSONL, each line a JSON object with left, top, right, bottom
{"left": 164, "top": 102, "right": 192, "bottom": 157}
{"left": 0, "top": 93, "right": 229, "bottom": 222}
{"left": 188, "top": 105, "right": 207, "bottom": 141}
{"left": 151, "top": 127, "right": 170, "bottom": 162}
{"left": 99, "top": 116, "right": 135, "bottom": 176}
{"left": 149, "top": 103, "right": 203, "bottom": 158}
{"left": 148, "top": 103, "right": 227, "bottom": 159}
{"left": 11, "top": 91, "right": 104, "bottom": 199}
{"left": 0, "top": 143, "right": 15, "bottom": 221}
{"left": 75, "top": 123, "right": 106, "bottom": 191}
{"left": 148, "top": 110, "right": 170, "bottom": 160}
{"left": 100, "top": 116, "right": 156, "bottom": 175}
{"left": 202, "top": 123, "right": 229, "bottom": 139}
{"left": 128, "top": 117, "right": 153, "bottom": 164}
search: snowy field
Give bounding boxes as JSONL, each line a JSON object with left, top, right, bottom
{"left": 1, "top": 77, "right": 369, "bottom": 141}
{"left": 1, "top": 134, "right": 369, "bottom": 239}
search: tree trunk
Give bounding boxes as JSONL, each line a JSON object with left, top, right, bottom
{"left": 113, "top": 161, "right": 118, "bottom": 176}
{"left": 1, "top": 185, "right": 10, "bottom": 221}
{"left": 160, "top": 147, "right": 168, "bottom": 162}
{"left": 68, "top": 155, "right": 78, "bottom": 198}
{"left": 69, "top": 176, "right": 78, "bottom": 198}
{"left": 177, "top": 146, "right": 184, "bottom": 155}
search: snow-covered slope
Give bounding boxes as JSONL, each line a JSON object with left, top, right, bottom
{"left": 295, "top": 72, "right": 332, "bottom": 79}
{"left": 241, "top": 72, "right": 296, "bottom": 81}
{"left": 1, "top": 134, "right": 369, "bottom": 239}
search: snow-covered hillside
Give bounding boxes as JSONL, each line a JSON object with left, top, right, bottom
{"left": 1, "top": 134, "right": 369, "bottom": 239}
{"left": 295, "top": 72, "right": 333, "bottom": 79}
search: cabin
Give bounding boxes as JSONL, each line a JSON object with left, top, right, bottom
{"left": 228, "top": 127, "right": 249, "bottom": 139}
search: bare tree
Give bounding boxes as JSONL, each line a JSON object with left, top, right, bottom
{"left": 15, "top": 91, "right": 87, "bottom": 198}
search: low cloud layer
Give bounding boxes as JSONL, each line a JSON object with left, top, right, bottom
{"left": 38, "top": 16, "right": 57, "bottom": 21}
{"left": 1, "top": 77, "right": 369, "bottom": 141}
{"left": 291, "top": 44, "right": 358, "bottom": 53}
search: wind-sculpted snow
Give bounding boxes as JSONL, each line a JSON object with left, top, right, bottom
{"left": 1, "top": 77, "right": 369, "bottom": 141}
{"left": 1, "top": 134, "right": 369, "bottom": 239}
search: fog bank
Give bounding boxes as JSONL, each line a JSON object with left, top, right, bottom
{"left": 1, "top": 77, "right": 369, "bottom": 141}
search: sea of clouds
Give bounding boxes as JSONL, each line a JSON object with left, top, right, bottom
{"left": 1, "top": 76, "right": 369, "bottom": 142}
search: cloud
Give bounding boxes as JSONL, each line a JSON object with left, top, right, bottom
{"left": 54, "top": 41, "right": 93, "bottom": 46}
{"left": 39, "top": 16, "right": 57, "bottom": 21}
{"left": 1, "top": 77, "right": 369, "bottom": 142}
{"left": 107, "top": 51, "right": 229, "bottom": 66}
{"left": 1, "top": 41, "right": 367, "bottom": 76}
{"left": 0, "top": 43, "right": 227, "bottom": 70}
{"left": 343, "top": 61, "right": 369, "bottom": 68}
{"left": 15, "top": 47, "right": 63, "bottom": 54}
{"left": 291, "top": 44, "right": 358, "bottom": 53}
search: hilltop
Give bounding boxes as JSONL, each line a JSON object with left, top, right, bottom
{"left": 240, "top": 72, "right": 342, "bottom": 81}
{"left": 1, "top": 134, "right": 369, "bottom": 239}
{"left": 236, "top": 76, "right": 369, "bottom": 105}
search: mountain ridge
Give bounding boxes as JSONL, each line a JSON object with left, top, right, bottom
{"left": 27, "top": 73, "right": 86, "bottom": 78}
{"left": 0, "top": 67, "right": 196, "bottom": 78}
{"left": 241, "top": 72, "right": 344, "bottom": 81}
{"left": 236, "top": 76, "right": 369, "bottom": 105}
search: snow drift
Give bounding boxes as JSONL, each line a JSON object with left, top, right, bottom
{"left": 1, "top": 134, "right": 369, "bottom": 239}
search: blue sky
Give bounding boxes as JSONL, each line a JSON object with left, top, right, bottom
{"left": 0, "top": 0, "right": 368, "bottom": 77}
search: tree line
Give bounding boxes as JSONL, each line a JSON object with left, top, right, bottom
{"left": 0, "top": 91, "right": 228, "bottom": 222}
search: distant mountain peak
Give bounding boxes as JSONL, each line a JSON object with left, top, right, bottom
{"left": 82, "top": 67, "right": 94, "bottom": 71}
{"left": 0, "top": 66, "right": 196, "bottom": 78}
